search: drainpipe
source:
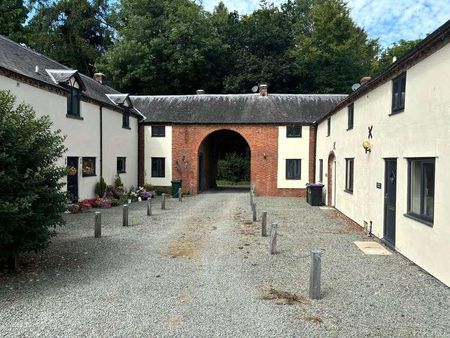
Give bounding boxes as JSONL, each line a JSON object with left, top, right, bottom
{"left": 100, "top": 106, "right": 103, "bottom": 179}
{"left": 313, "top": 123, "right": 317, "bottom": 182}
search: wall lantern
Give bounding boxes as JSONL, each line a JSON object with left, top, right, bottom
{"left": 362, "top": 140, "right": 372, "bottom": 153}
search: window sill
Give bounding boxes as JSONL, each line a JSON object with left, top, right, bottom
{"left": 151, "top": 176, "right": 165, "bottom": 178}
{"left": 389, "top": 109, "right": 404, "bottom": 116}
{"left": 151, "top": 135, "right": 166, "bottom": 138}
{"left": 122, "top": 126, "right": 131, "bottom": 130}
{"left": 66, "top": 114, "right": 84, "bottom": 120}
{"left": 404, "top": 213, "right": 433, "bottom": 227}
{"left": 346, "top": 127, "right": 353, "bottom": 131}
{"left": 344, "top": 189, "right": 353, "bottom": 194}
{"left": 286, "top": 178, "right": 301, "bottom": 180}
{"left": 82, "top": 174, "right": 97, "bottom": 178}
{"left": 286, "top": 136, "right": 302, "bottom": 138}
{"left": 117, "top": 171, "right": 127, "bottom": 174}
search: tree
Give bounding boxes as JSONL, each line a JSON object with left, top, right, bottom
{"left": 97, "top": 0, "right": 228, "bottom": 94}
{"left": 25, "top": 0, "right": 115, "bottom": 76}
{"left": 223, "top": 3, "right": 298, "bottom": 93}
{"left": 0, "top": 90, "right": 67, "bottom": 270}
{"left": 0, "top": 0, "right": 28, "bottom": 41}
{"left": 373, "top": 39, "right": 422, "bottom": 74}
{"left": 290, "top": 0, "right": 379, "bottom": 93}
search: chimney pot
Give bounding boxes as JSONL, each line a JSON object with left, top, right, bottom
{"left": 94, "top": 72, "right": 106, "bottom": 85}
{"left": 360, "top": 77, "right": 372, "bottom": 86}
{"left": 259, "top": 84, "right": 268, "bottom": 96}
{"left": 196, "top": 89, "right": 205, "bottom": 95}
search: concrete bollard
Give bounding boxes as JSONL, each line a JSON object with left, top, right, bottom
{"left": 270, "top": 222, "right": 278, "bottom": 255}
{"left": 252, "top": 202, "right": 257, "bottom": 222}
{"left": 178, "top": 188, "right": 182, "bottom": 202}
{"left": 309, "top": 250, "right": 322, "bottom": 300}
{"left": 147, "top": 198, "right": 152, "bottom": 216}
{"left": 161, "top": 193, "right": 166, "bottom": 210}
{"left": 261, "top": 211, "right": 267, "bottom": 237}
{"left": 123, "top": 204, "right": 129, "bottom": 227}
{"left": 94, "top": 211, "right": 101, "bottom": 238}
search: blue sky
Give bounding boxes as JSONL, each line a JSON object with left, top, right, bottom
{"left": 199, "top": 0, "right": 450, "bottom": 46}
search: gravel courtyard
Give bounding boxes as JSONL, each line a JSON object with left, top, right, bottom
{"left": 1, "top": 191, "right": 449, "bottom": 337}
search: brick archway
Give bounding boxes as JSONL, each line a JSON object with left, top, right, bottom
{"left": 196, "top": 129, "right": 251, "bottom": 192}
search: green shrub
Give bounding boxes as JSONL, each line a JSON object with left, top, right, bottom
{"left": 154, "top": 186, "right": 171, "bottom": 195}
{"left": 0, "top": 90, "right": 67, "bottom": 266}
{"left": 114, "top": 174, "right": 123, "bottom": 188}
{"left": 217, "top": 152, "right": 250, "bottom": 183}
{"left": 143, "top": 183, "right": 154, "bottom": 191}
{"left": 95, "top": 177, "right": 107, "bottom": 197}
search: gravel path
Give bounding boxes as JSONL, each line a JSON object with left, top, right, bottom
{"left": 1, "top": 191, "right": 449, "bottom": 337}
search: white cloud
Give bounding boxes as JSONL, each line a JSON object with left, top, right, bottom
{"left": 200, "top": 0, "right": 450, "bottom": 46}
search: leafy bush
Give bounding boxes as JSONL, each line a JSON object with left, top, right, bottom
{"left": 143, "top": 183, "right": 154, "bottom": 191}
{"left": 154, "top": 186, "right": 171, "bottom": 195}
{"left": 217, "top": 153, "right": 250, "bottom": 183}
{"left": 95, "top": 177, "right": 107, "bottom": 197}
{"left": 0, "top": 90, "right": 66, "bottom": 265}
{"left": 114, "top": 174, "right": 123, "bottom": 188}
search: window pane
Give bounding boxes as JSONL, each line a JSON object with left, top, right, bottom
{"left": 287, "top": 125, "right": 302, "bottom": 137}
{"left": 286, "top": 159, "right": 301, "bottom": 180}
{"left": 152, "top": 126, "right": 165, "bottom": 137}
{"left": 423, "top": 162, "right": 434, "bottom": 218}
{"left": 82, "top": 157, "right": 96, "bottom": 177}
{"left": 410, "top": 161, "right": 421, "bottom": 214}
{"left": 152, "top": 158, "right": 165, "bottom": 177}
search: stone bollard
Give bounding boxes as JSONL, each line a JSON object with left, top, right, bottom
{"left": 270, "top": 222, "right": 278, "bottom": 255}
{"left": 252, "top": 202, "right": 257, "bottom": 222}
{"left": 161, "top": 193, "right": 166, "bottom": 210}
{"left": 309, "top": 250, "right": 322, "bottom": 300}
{"left": 94, "top": 211, "right": 101, "bottom": 238}
{"left": 147, "top": 198, "right": 152, "bottom": 216}
{"left": 123, "top": 204, "right": 129, "bottom": 227}
{"left": 178, "top": 188, "right": 182, "bottom": 202}
{"left": 261, "top": 211, "right": 267, "bottom": 237}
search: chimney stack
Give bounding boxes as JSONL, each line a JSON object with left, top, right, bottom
{"left": 93, "top": 73, "right": 106, "bottom": 85}
{"left": 259, "top": 84, "right": 268, "bottom": 96}
{"left": 196, "top": 89, "right": 205, "bottom": 95}
{"left": 360, "top": 77, "right": 372, "bottom": 86}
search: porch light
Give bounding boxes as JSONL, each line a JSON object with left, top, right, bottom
{"left": 362, "top": 140, "right": 372, "bottom": 153}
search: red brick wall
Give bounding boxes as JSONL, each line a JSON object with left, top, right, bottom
{"left": 171, "top": 124, "right": 310, "bottom": 197}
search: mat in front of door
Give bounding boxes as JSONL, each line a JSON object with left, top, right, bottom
{"left": 354, "top": 241, "right": 392, "bottom": 255}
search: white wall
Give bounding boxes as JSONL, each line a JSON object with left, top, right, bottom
{"left": 0, "top": 75, "right": 139, "bottom": 199}
{"left": 144, "top": 125, "right": 172, "bottom": 186}
{"left": 102, "top": 107, "right": 139, "bottom": 190}
{"left": 277, "top": 126, "right": 310, "bottom": 188}
{"left": 316, "top": 43, "right": 450, "bottom": 286}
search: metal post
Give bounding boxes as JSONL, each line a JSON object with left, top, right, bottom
{"left": 94, "top": 211, "right": 101, "bottom": 238}
{"left": 261, "top": 211, "right": 267, "bottom": 237}
{"left": 269, "top": 222, "right": 278, "bottom": 255}
{"left": 250, "top": 190, "right": 253, "bottom": 207}
{"left": 147, "top": 198, "right": 152, "bottom": 216}
{"left": 178, "top": 188, "right": 182, "bottom": 202}
{"left": 309, "top": 250, "right": 322, "bottom": 300}
{"left": 161, "top": 193, "right": 166, "bottom": 210}
{"left": 252, "top": 202, "right": 257, "bottom": 222}
{"left": 123, "top": 204, "right": 129, "bottom": 227}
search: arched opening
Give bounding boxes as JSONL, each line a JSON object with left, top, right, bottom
{"left": 198, "top": 130, "right": 251, "bottom": 192}
{"left": 327, "top": 152, "right": 336, "bottom": 207}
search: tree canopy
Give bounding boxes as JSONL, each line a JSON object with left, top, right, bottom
{"left": 1, "top": 0, "right": 425, "bottom": 94}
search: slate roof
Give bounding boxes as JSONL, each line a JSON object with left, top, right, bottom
{"left": 0, "top": 34, "right": 140, "bottom": 114}
{"left": 131, "top": 94, "right": 347, "bottom": 124}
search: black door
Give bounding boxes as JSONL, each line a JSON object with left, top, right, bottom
{"left": 384, "top": 159, "right": 397, "bottom": 246}
{"left": 198, "top": 153, "right": 203, "bottom": 192}
{"left": 67, "top": 157, "right": 79, "bottom": 202}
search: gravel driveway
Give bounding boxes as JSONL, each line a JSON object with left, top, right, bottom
{"left": 1, "top": 191, "right": 449, "bottom": 337}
